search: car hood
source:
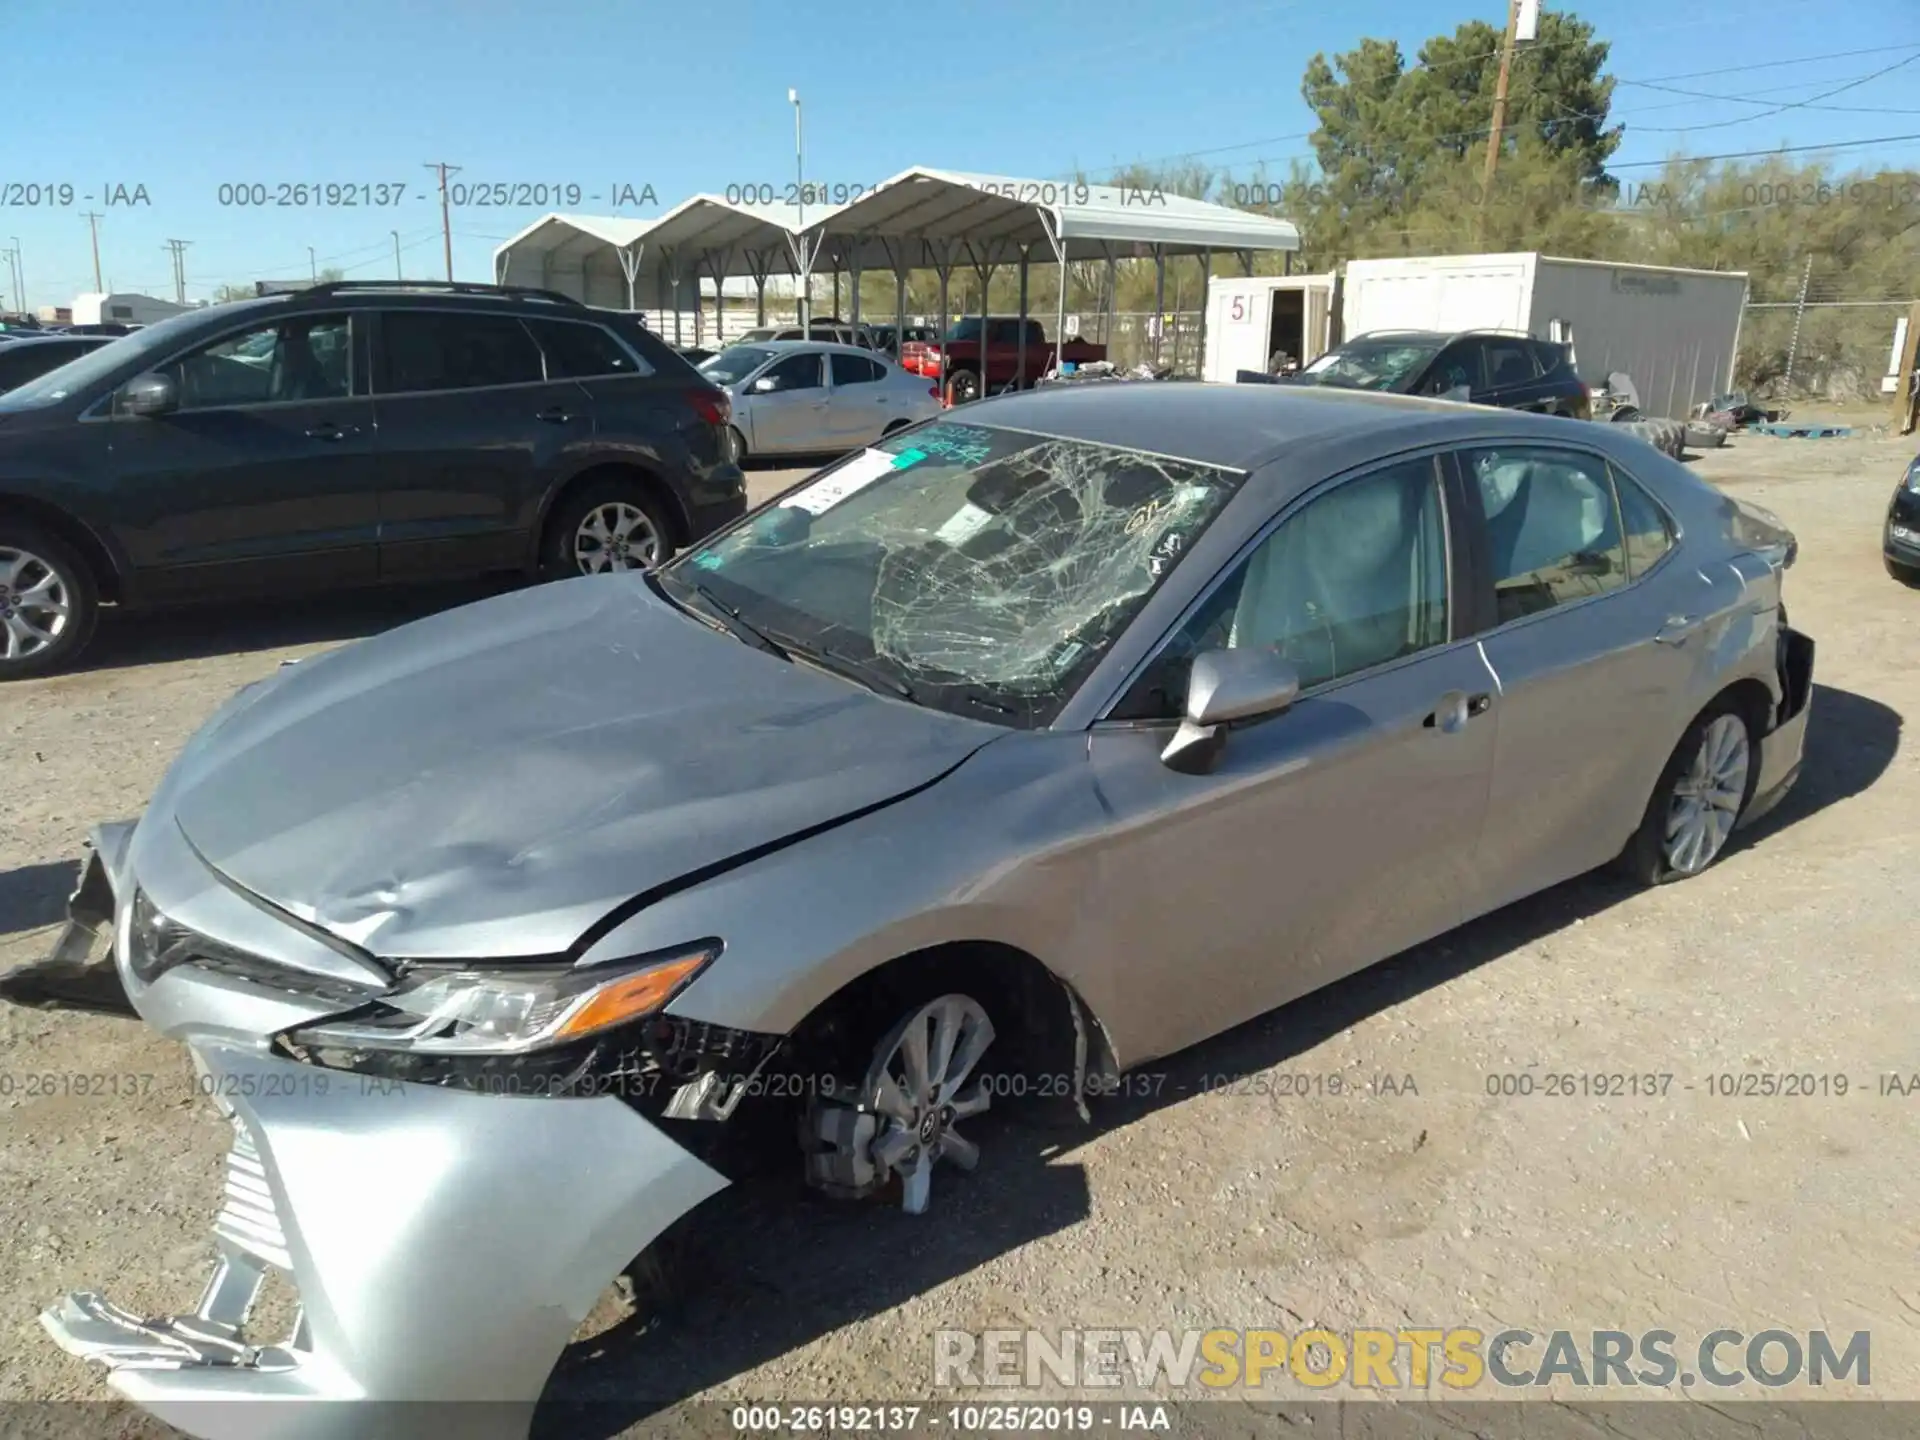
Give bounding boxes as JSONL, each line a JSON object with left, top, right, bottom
{"left": 158, "top": 576, "right": 1001, "bottom": 961}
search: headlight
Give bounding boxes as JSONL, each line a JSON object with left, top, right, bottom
{"left": 285, "top": 941, "right": 720, "bottom": 1056}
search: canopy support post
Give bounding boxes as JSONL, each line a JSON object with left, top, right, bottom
{"left": 1152, "top": 244, "right": 1166, "bottom": 367}
{"left": 930, "top": 239, "right": 955, "bottom": 401}
{"left": 617, "top": 242, "right": 645, "bottom": 313}
{"left": 1016, "top": 244, "right": 1031, "bottom": 390}
{"left": 1240, "top": 250, "right": 1254, "bottom": 278}
{"left": 1101, "top": 243, "right": 1116, "bottom": 347}
{"left": 661, "top": 247, "right": 683, "bottom": 344}
{"left": 1195, "top": 247, "right": 1213, "bottom": 382}
{"left": 1038, "top": 207, "right": 1067, "bottom": 380}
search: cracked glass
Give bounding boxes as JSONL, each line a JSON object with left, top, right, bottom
{"left": 664, "top": 422, "right": 1246, "bottom": 727}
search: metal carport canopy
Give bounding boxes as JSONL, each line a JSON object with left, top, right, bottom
{"left": 493, "top": 213, "right": 657, "bottom": 309}
{"left": 813, "top": 166, "right": 1302, "bottom": 265}
{"left": 807, "top": 166, "right": 1302, "bottom": 384}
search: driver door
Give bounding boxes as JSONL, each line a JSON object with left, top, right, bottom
{"left": 1080, "top": 453, "right": 1499, "bottom": 1064}
{"left": 745, "top": 351, "right": 828, "bottom": 454}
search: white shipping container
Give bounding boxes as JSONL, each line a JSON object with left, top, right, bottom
{"left": 1201, "top": 272, "right": 1340, "bottom": 383}
{"left": 1338, "top": 253, "right": 1749, "bottom": 419}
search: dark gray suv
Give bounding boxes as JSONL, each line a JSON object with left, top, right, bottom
{"left": 0, "top": 281, "right": 746, "bottom": 677}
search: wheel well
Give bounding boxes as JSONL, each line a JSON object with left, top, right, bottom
{"left": 882, "top": 419, "right": 910, "bottom": 434}
{"left": 0, "top": 497, "right": 122, "bottom": 602}
{"left": 1714, "top": 677, "right": 1777, "bottom": 741}
{"left": 781, "top": 941, "right": 1115, "bottom": 1094}
{"left": 541, "top": 462, "right": 690, "bottom": 556}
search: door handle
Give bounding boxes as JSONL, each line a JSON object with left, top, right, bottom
{"left": 1466, "top": 692, "right": 1492, "bottom": 717}
{"left": 535, "top": 406, "right": 573, "bottom": 424}
{"left": 1654, "top": 614, "right": 1701, "bottom": 645}
{"left": 1422, "top": 691, "right": 1492, "bottom": 731}
{"left": 304, "top": 421, "right": 349, "bottom": 441}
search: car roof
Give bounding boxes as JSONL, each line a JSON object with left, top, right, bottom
{"left": 752, "top": 338, "right": 884, "bottom": 357}
{"left": 962, "top": 380, "right": 1593, "bottom": 475}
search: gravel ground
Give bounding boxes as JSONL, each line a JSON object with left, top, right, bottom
{"left": 2, "top": 435, "right": 1917, "bottom": 1425}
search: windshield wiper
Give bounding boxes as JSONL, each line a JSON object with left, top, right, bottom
{"left": 791, "top": 643, "right": 917, "bottom": 701}
{"left": 658, "top": 574, "right": 793, "bottom": 661}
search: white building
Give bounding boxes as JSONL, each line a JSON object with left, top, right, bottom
{"left": 69, "top": 292, "right": 193, "bottom": 327}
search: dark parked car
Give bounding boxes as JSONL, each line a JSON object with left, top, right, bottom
{"left": 0, "top": 280, "right": 744, "bottom": 677}
{"left": 1288, "top": 329, "right": 1593, "bottom": 418}
{"left": 1885, "top": 451, "right": 1920, "bottom": 585}
{"left": 0, "top": 334, "right": 118, "bottom": 393}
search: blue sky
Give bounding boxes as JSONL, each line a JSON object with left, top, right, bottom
{"left": 6, "top": 0, "right": 1918, "bottom": 308}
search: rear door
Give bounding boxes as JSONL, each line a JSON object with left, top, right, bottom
{"left": 370, "top": 308, "right": 592, "bottom": 579}
{"left": 1451, "top": 442, "right": 1727, "bottom": 916}
{"left": 825, "top": 350, "right": 889, "bottom": 447}
{"left": 1478, "top": 336, "right": 1549, "bottom": 409}
{"left": 99, "top": 310, "right": 380, "bottom": 597}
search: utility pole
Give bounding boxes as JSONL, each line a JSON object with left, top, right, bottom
{"left": 392, "top": 229, "right": 403, "bottom": 279}
{"left": 163, "top": 240, "right": 191, "bottom": 303}
{"left": 308, "top": 246, "right": 318, "bottom": 282}
{"left": 7, "top": 237, "right": 21, "bottom": 316}
{"left": 425, "top": 163, "right": 461, "bottom": 280}
{"left": 789, "top": 92, "right": 808, "bottom": 332}
{"left": 1477, "top": 0, "right": 1535, "bottom": 243}
{"left": 1, "top": 248, "right": 17, "bottom": 315}
{"left": 82, "top": 213, "right": 104, "bottom": 292}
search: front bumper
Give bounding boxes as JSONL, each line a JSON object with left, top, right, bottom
{"left": 1740, "top": 626, "right": 1814, "bottom": 829}
{"left": 33, "top": 828, "right": 730, "bottom": 1440}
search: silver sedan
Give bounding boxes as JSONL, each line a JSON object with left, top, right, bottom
{"left": 27, "top": 384, "right": 1810, "bottom": 1438}
{"left": 699, "top": 339, "right": 943, "bottom": 462}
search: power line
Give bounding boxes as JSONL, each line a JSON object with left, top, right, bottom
{"left": 1629, "top": 50, "right": 1920, "bottom": 133}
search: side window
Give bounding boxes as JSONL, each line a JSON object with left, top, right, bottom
{"left": 1111, "top": 458, "right": 1450, "bottom": 719}
{"left": 830, "top": 352, "right": 879, "bottom": 386}
{"left": 1612, "top": 465, "right": 1676, "bottom": 577}
{"left": 529, "top": 319, "right": 648, "bottom": 378}
{"left": 169, "top": 314, "right": 352, "bottom": 410}
{"left": 761, "top": 352, "right": 823, "bottom": 391}
{"left": 1466, "top": 446, "right": 1628, "bottom": 623}
{"left": 1530, "top": 340, "right": 1570, "bottom": 376}
{"left": 1484, "top": 339, "right": 1539, "bottom": 389}
{"left": 381, "top": 312, "right": 545, "bottom": 393}
{"left": 1421, "top": 343, "right": 1478, "bottom": 396}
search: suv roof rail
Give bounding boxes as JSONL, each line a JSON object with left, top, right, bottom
{"left": 1459, "top": 327, "right": 1539, "bottom": 339}
{"left": 293, "top": 280, "right": 588, "bottom": 308}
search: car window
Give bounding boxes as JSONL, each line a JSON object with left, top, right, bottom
{"left": 1530, "top": 340, "right": 1571, "bottom": 375}
{"left": 1613, "top": 464, "right": 1676, "bottom": 577}
{"left": 830, "top": 352, "right": 881, "bottom": 386}
{"left": 380, "top": 311, "right": 545, "bottom": 393}
{"left": 527, "top": 319, "right": 649, "bottom": 379}
{"left": 1420, "top": 343, "right": 1479, "bottom": 396}
{"left": 1466, "top": 446, "right": 1628, "bottom": 623}
{"left": 1483, "top": 339, "right": 1539, "bottom": 388}
{"left": 1112, "top": 457, "right": 1450, "bottom": 719}
{"left": 0, "top": 343, "right": 90, "bottom": 389}
{"left": 760, "top": 352, "right": 823, "bottom": 391}
{"left": 168, "top": 314, "right": 352, "bottom": 410}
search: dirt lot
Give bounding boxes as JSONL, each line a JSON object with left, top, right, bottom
{"left": 2, "top": 435, "right": 1918, "bottom": 1424}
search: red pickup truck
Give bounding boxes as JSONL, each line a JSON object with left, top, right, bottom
{"left": 900, "top": 318, "right": 1106, "bottom": 404}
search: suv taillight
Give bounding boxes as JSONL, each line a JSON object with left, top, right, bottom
{"left": 688, "top": 387, "right": 731, "bottom": 427}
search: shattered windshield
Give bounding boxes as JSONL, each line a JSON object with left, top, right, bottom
{"left": 662, "top": 422, "right": 1246, "bottom": 726}
{"left": 1295, "top": 339, "right": 1443, "bottom": 392}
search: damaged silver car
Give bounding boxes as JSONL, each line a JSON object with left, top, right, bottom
{"left": 26, "top": 384, "right": 1813, "bottom": 1438}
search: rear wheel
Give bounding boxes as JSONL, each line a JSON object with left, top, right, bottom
{"left": 0, "top": 524, "right": 98, "bottom": 680}
{"left": 1615, "top": 701, "right": 1756, "bottom": 885}
{"left": 725, "top": 425, "right": 748, "bottom": 465}
{"left": 945, "top": 368, "right": 981, "bottom": 406}
{"left": 541, "top": 478, "right": 674, "bottom": 579}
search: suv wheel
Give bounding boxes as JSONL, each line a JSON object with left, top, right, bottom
{"left": 543, "top": 480, "right": 674, "bottom": 579}
{"left": 0, "top": 525, "right": 98, "bottom": 679}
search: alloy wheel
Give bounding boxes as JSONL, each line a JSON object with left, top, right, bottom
{"left": 1663, "top": 713, "right": 1750, "bottom": 875}
{"left": 862, "top": 994, "right": 995, "bottom": 1215}
{"left": 573, "top": 502, "right": 661, "bottom": 575}
{"left": 0, "top": 545, "right": 73, "bottom": 662}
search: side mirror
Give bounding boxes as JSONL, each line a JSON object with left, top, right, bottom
{"left": 1443, "top": 384, "right": 1473, "bottom": 403}
{"left": 119, "top": 371, "right": 178, "bottom": 417}
{"left": 1160, "top": 647, "right": 1301, "bottom": 774}
{"left": 749, "top": 375, "right": 778, "bottom": 394}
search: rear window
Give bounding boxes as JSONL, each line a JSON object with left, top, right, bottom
{"left": 527, "top": 318, "right": 649, "bottom": 378}
{"left": 1531, "top": 340, "right": 1572, "bottom": 375}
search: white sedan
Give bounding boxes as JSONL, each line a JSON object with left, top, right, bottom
{"left": 700, "top": 339, "right": 944, "bottom": 462}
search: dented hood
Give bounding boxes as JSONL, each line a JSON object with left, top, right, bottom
{"left": 158, "top": 576, "right": 998, "bottom": 961}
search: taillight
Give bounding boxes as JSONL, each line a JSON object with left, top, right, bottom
{"left": 928, "top": 386, "right": 941, "bottom": 399}
{"left": 688, "top": 387, "right": 731, "bottom": 427}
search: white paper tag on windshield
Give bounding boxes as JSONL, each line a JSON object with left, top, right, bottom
{"left": 784, "top": 448, "right": 897, "bottom": 515}
{"left": 935, "top": 501, "right": 994, "bottom": 546}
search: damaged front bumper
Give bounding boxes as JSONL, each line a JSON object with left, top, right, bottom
{"left": 32, "top": 824, "right": 730, "bottom": 1440}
